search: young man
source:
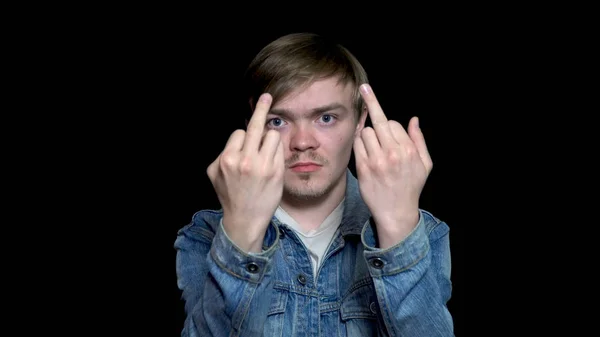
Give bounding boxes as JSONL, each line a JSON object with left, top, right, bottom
{"left": 175, "top": 32, "right": 454, "bottom": 336}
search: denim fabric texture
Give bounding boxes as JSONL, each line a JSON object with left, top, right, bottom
{"left": 175, "top": 169, "right": 454, "bottom": 336}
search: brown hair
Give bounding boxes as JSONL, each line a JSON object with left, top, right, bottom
{"left": 244, "top": 32, "right": 369, "bottom": 120}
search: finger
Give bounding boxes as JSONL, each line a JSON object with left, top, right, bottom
{"left": 274, "top": 138, "right": 284, "bottom": 168}
{"left": 224, "top": 129, "right": 246, "bottom": 152}
{"left": 243, "top": 93, "right": 272, "bottom": 153}
{"left": 408, "top": 117, "right": 433, "bottom": 171}
{"left": 207, "top": 130, "right": 246, "bottom": 180}
{"left": 260, "top": 129, "right": 281, "bottom": 159}
{"left": 353, "top": 135, "right": 368, "bottom": 162}
{"left": 360, "top": 127, "right": 382, "bottom": 157}
{"left": 358, "top": 84, "right": 395, "bottom": 147}
{"left": 206, "top": 156, "right": 219, "bottom": 181}
{"left": 387, "top": 120, "right": 410, "bottom": 143}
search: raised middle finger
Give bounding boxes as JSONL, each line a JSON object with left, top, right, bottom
{"left": 359, "top": 84, "right": 408, "bottom": 147}
{"left": 243, "top": 93, "right": 272, "bottom": 153}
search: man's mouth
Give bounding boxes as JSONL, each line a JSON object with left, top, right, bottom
{"left": 289, "top": 162, "right": 322, "bottom": 172}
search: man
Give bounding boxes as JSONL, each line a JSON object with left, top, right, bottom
{"left": 175, "top": 32, "right": 454, "bottom": 336}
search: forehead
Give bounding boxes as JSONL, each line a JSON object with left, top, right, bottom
{"left": 272, "top": 77, "right": 354, "bottom": 111}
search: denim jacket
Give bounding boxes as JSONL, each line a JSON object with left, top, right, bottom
{"left": 175, "top": 170, "right": 454, "bottom": 336}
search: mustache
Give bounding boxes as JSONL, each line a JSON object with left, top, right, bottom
{"left": 285, "top": 152, "right": 328, "bottom": 167}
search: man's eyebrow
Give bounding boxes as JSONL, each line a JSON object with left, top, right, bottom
{"left": 269, "top": 103, "right": 347, "bottom": 118}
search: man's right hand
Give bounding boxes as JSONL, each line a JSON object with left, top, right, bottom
{"left": 206, "top": 93, "right": 284, "bottom": 253}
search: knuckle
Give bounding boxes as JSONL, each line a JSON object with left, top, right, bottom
{"left": 404, "top": 145, "right": 419, "bottom": 158}
{"left": 387, "top": 150, "right": 400, "bottom": 164}
{"left": 238, "top": 157, "right": 253, "bottom": 174}
{"left": 220, "top": 153, "right": 237, "bottom": 169}
{"left": 427, "top": 159, "right": 434, "bottom": 171}
{"left": 206, "top": 163, "right": 215, "bottom": 178}
{"left": 370, "top": 158, "right": 387, "bottom": 171}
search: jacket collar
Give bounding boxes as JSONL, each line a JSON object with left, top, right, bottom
{"left": 339, "top": 168, "right": 371, "bottom": 236}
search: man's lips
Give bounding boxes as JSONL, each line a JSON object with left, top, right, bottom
{"left": 289, "top": 162, "right": 322, "bottom": 172}
{"left": 289, "top": 162, "right": 321, "bottom": 168}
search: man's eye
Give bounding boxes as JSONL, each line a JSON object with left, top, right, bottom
{"left": 321, "top": 114, "right": 335, "bottom": 123}
{"left": 268, "top": 118, "right": 283, "bottom": 127}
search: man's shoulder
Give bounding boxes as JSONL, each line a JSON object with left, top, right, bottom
{"left": 175, "top": 209, "right": 223, "bottom": 242}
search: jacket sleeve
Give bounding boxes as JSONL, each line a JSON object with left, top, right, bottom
{"left": 175, "top": 215, "right": 280, "bottom": 337}
{"left": 361, "top": 210, "right": 454, "bottom": 337}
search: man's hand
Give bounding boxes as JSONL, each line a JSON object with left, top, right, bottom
{"left": 207, "top": 93, "right": 284, "bottom": 253}
{"left": 353, "top": 84, "right": 433, "bottom": 249}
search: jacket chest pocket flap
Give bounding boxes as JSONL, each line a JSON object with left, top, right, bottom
{"left": 340, "top": 282, "right": 378, "bottom": 321}
{"left": 267, "top": 288, "right": 288, "bottom": 316}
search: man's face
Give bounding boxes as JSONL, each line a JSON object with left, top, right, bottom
{"left": 265, "top": 77, "right": 367, "bottom": 201}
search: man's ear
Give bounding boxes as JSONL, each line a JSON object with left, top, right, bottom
{"left": 355, "top": 106, "right": 368, "bottom": 136}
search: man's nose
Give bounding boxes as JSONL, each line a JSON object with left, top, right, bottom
{"left": 289, "top": 124, "right": 319, "bottom": 151}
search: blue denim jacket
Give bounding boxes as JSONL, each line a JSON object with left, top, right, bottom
{"left": 175, "top": 170, "right": 454, "bottom": 336}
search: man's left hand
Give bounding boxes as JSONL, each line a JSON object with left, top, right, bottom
{"left": 353, "top": 84, "right": 433, "bottom": 249}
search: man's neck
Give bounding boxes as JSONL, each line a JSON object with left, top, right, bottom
{"left": 279, "top": 171, "right": 347, "bottom": 233}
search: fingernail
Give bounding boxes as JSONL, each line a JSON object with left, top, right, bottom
{"left": 416, "top": 117, "right": 420, "bottom": 128}
{"left": 260, "top": 93, "right": 272, "bottom": 103}
{"left": 359, "top": 84, "right": 371, "bottom": 95}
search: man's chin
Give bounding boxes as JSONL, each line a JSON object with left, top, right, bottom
{"left": 286, "top": 169, "right": 318, "bottom": 180}
{"left": 284, "top": 181, "right": 328, "bottom": 201}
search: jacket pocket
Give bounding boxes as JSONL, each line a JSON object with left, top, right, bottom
{"left": 263, "top": 288, "right": 288, "bottom": 336}
{"left": 340, "top": 281, "right": 378, "bottom": 321}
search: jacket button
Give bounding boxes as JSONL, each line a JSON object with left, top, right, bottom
{"left": 297, "top": 274, "right": 307, "bottom": 285}
{"left": 370, "top": 258, "right": 384, "bottom": 269}
{"left": 246, "top": 262, "right": 259, "bottom": 273}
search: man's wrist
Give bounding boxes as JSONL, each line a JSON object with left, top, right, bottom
{"left": 374, "top": 209, "right": 420, "bottom": 249}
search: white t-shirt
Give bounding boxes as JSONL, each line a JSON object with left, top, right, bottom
{"left": 275, "top": 199, "right": 344, "bottom": 280}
